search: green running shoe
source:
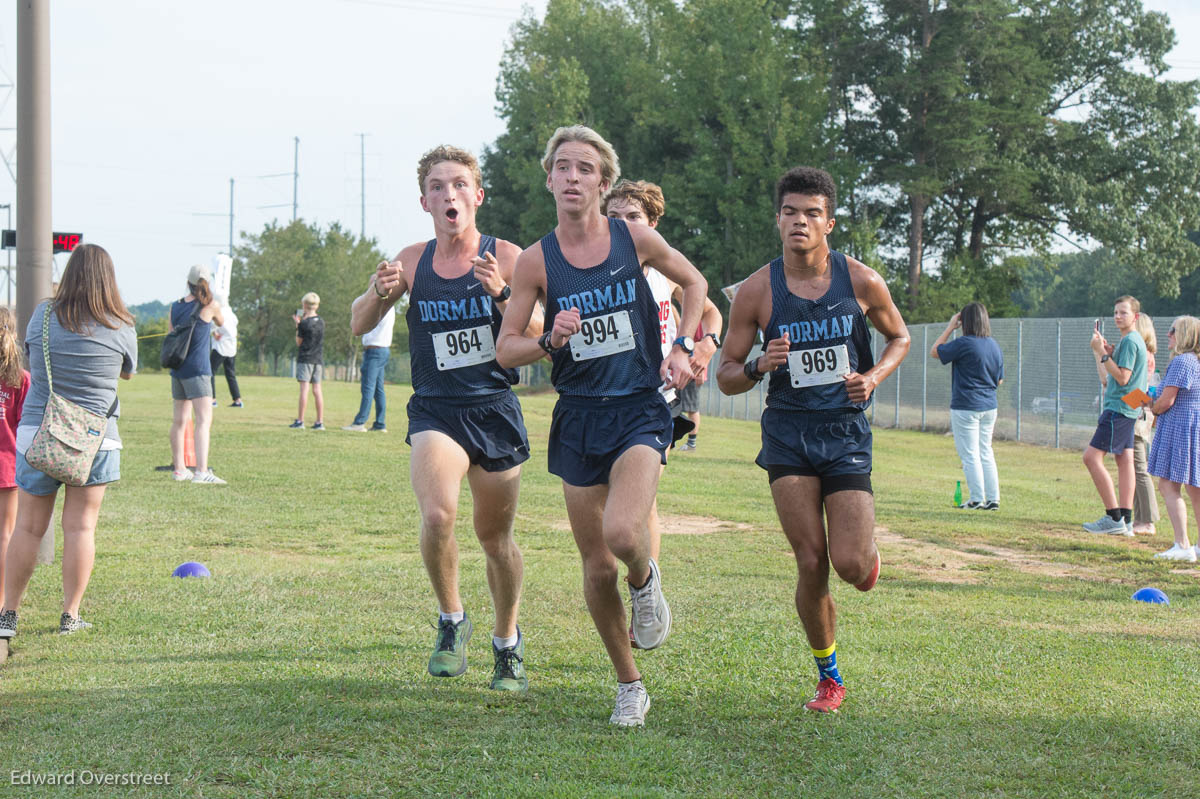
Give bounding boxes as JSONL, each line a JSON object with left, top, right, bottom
{"left": 489, "top": 628, "right": 528, "bottom": 693}
{"left": 428, "top": 614, "right": 472, "bottom": 677}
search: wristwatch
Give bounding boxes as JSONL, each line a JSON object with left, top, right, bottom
{"left": 744, "top": 358, "right": 765, "bottom": 382}
{"left": 1100, "top": 354, "right": 1110, "bottom": 363}
{"left": 704, "top": 332, "right": 721, "bottom": 348}
{"left": 673, "top": 335, "right": 695, "bottom": 355}
{"left": 491, "top": 284, "right": 512, "bottom": 302}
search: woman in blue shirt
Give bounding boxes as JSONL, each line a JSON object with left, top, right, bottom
{"left": 931, "top": 302, "right": 1005, "bottom": 509}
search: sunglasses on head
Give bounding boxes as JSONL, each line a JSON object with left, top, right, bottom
{"left": 1169, "top": 328, "right": 1176, "bottom": 335}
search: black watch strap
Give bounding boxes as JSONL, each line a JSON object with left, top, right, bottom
{"left": 538, "top": 331, "right": 557, "bottom": 355}
{"left": 744, "top": 358, "right": 764, "bottom": 382}
{"left": 493, "top": 284, "right": 512, "bottom": 302}
{"left": 705, "top": 332, "right": 721, "bottom": 348}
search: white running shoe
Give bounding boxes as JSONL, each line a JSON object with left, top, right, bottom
{"left": 1083, "top": 515, "right": 1132, "bottom": 537}
{"left": 341, "top": 423, "right": 368, "bottom": 432}
{"left": 192, "top": 470, "right": 227, "bottom": 486}
{"left": 1154, "top": 544, "right": 1197, "bottom": 562}
{"left": 610, "top": 680, "right": 650, "bottom": 727}
{"left": 172, "top": 469, "right": 194, "bottom": 482}
{"left": 629, "top": 558, "right": 672, "bottom": 650}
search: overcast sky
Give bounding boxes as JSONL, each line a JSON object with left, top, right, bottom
{"left": 0, "top": 0, "right": 1195, "bottom": 306}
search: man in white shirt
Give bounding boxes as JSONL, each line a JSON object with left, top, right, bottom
{"left": 343, "top": 306, "right": 396, "bottom": 432}
{"left": 210, "top": 292, "right": 242, "bottom": 407}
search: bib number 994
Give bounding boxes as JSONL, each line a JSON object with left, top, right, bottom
{"left": 570, "top": 310, "right": 634, "bottom": 361}
{"left": 788, "top": 344, "right": 850, "bottom": 388}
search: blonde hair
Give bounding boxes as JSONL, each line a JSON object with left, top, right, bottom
{"left": 541, "top": 125, "right": 620, "bottom": 189}
{"left": 0, "top": 307, "right": 23, "bottom": 388}
{"left": 54, "top": 243, "right": 135, "bottom": 334}
{"left": 417, "top": 145, "right": 482, "bottom": 195}
{"left": 1170, "top": 316, "right": 1200, "bottom": 359}
{"left": 1134, "top": 313, "right": 1157, "bottom": 355}
{"left": 602, "top": 180, "right": 665, "bottom": 225}
{"left": 302, "top": 292, "right": 320, "bottom": 309}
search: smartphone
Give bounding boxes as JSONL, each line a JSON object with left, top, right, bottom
{"left": 1094, "top": 318, "right": 1101, "bottom": 333}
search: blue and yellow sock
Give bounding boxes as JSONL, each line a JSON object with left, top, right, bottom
{"left": 812, "top": 643, "right": 843, "bottom": 686}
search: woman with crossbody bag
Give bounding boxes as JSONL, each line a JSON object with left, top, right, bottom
{"left": 0, "top": 244, "right": 136, "bottom": 639}
{"left": 167, "top": 264, "right": 225, "bottom": 484}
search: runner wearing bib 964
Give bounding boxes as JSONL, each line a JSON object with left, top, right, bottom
{"left": 351, "top": 145, "right": 542, "bottom": 694}
{"left": 497, "top": 126, "right": 707, "bottom": 728}
{"left": 717, "top": 166, "right": 910, "bottom": 714}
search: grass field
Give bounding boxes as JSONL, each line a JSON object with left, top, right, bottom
{"left": 2, "top": 373, "right": 1198, "bottom": 798}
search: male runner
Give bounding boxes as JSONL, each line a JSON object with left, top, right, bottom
{"left": 496, "top": 126, "right": 707, "bottom": 726}
{"left": 352, "top": 145, "right": 541, "bottom": 692}
{"left": 717, "top": 166, "right": 910, "bottom": 713}
{"left": 602, "top": 179, "right": 723, "bottom": 568}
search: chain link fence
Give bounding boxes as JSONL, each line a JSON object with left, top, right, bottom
{"left": 689, "top": 316, "right": 1172, "bottom": 450}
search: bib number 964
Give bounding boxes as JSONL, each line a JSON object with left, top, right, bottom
{"left": 788, "top": 344, "right": 850, "bottom": 388}
{"left": 432, "top": 324, "right": 496, "bottom": 370}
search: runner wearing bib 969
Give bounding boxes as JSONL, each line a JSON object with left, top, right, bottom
{"left": 497, "top": 126, "right": 707, "bottom": 728}
{"left": 351, "top": 145, "right": 542, "bottom": 695}
{"left": 717, "top": 167, "right": 910, "bottom": 714}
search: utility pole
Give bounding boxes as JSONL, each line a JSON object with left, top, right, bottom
{"left": 292, "top": 136, "right": 299, "bottom": 221}
{"left": 358, "top": 133, "right": 367, "bottom": 237}
{"left": 228, "top": 178, "right": 234, "bottom": 255}
{"left": 17, "top": 0, "right": 55, "bottom": 568}
{"left": 1, "top": 203, "right": 10, "bottom": 307}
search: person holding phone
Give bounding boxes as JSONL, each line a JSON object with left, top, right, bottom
{"left": 1082, "top": 296, "right": 1149, "bottom": 536}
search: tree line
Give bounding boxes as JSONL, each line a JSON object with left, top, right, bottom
{"left": 477, "top": 0, "right": 1200, "bottom": 322}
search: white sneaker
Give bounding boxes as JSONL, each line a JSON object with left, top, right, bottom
{"left": 341, "top": 423, "right": 368, "bottom": 432}
{"left": 172, "top": 469, "right": 194, "bottom": 482}
{"left": 192, "top": 470, "right": 227, "bottom": 486}
{"left": 1194, "top": 545, "right": 1200, "bottom": 560}
{"left": 1154, "top": 544, "right": 1197, "bottom": 562}
{"left": 629, "top": 558, "right": 672, "bottom": 650}
{"left": 610, "top": 680, "right": 650, "bottom": 727}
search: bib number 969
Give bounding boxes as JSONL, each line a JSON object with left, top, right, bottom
{"left": 788, "top": 344, "right": 850, "bottom": 388}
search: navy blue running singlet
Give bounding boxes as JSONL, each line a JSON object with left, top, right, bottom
{"left": 542, "top": 218, "right": 663, "bottom": 397}
{"left": 763, "top": 250, "right": 875, "bottom": 412}
{"left": 407, "top": 234, "right": 518, "bottom": 398}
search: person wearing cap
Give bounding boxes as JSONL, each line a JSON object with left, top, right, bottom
{"left": 168, "top": 264, "right": 227, "bottom": 485}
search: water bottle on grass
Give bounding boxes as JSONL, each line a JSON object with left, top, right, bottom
{"left": 953, "top": 480, "right": 962, "bottom": 507}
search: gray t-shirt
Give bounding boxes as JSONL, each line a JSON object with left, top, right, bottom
{"left": 20, "top": 300, "right": 138, "bottom": 445}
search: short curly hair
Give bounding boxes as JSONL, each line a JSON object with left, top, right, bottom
{"left": 775, "top": 167, "right": 837, "bottom": 215}
{"left": 417, "top": 145, "right": 482, "bottom": 195}
{"left": 601, "top": 180, "right": 665, "bottom": 225}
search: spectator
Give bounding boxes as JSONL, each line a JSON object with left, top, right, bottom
{"left": 0, "top": 243, "right": 136, "bottom": 639}
{"left": 169, "top": 264, "right": 226, "bottom": 485}
{"left": 0, "top": 308, "right": 29, "bottom": 608}
{"left": 342, "top": 305, "right": 394, "bottom": 433}
{"left": 931, "top": 302, "right": 1004, "bottom": 509}
{"left": 1130, "top": 313, "right": 1160, "bottom": 535}
{"left": 209, "top": 291, "right": 242, "bottom": 408}
{"left": 290, "top": 292, "right": 325, "bottom": 430}
{"left": 1082, "top": 296, "right": 1148, "bottom": 536}
{"left": 1147, "top": 316, "right": 1200, "bottom": 562}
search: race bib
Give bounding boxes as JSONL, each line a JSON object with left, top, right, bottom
{"left": 570, "top": 310, "right": 634, "bottom": 361}
{"left": 788, "top": 344, "right": 850, "bottom": 388}
{"left": 432, "top": 324, "right": 496, "bottom": 370}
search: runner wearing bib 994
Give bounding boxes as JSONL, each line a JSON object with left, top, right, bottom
{"left": 717, "top": 167, "right": 910, "bottom": 714}
{"left": 351, "top": 145, "right": 543, "bottom": 695}
{"left": 496, "top": 126, "right": 707, "bottom": 728}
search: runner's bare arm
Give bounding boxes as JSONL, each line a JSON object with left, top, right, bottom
{"left": 717, "top": 267, "right": 784, "bottom": 395}
{"left": 630, "top": 224, "right": 706, "bottom": 390}
{"left": 847, "top": 259, "right": 910, "bottom": 404}
{"left": 496, "top": 244, "right": 553, "bottom": 368}
{"left": 351, "top": 244, "right": 415, "bottom": 335}
{"left": 487, "top": 239, "right": 544, "bottom": 337}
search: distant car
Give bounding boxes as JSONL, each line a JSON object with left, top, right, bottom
{"left": 1031, "top": 392, "right": 1099, "bottom": 417}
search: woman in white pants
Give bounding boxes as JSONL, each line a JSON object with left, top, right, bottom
{"left": 931, "top": 303, "right": 1005, "bottom": 509}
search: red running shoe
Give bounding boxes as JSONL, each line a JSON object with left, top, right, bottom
{"left": 855, "top": 550, "right": 881, "bottom": 592}
{"left": 804, "top": 678, "right": 846, "bottom": 713}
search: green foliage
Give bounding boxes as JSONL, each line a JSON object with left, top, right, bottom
{"left": 128, "top": 300, "right": 169, "bottom": 323}
{"left": 231, "top": 220, "right": 386, "bottom": 374}
{"left": 133, "top": 316, "right": 168, "bottom": 372}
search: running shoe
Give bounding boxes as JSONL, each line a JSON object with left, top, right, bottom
{"left": 1082, "top": 515, "right": 1133, "bottom": 536}
{"left": 311, "top": 422, "right": 326, "bottom": 431}
{"left": 192, "top": 470, "right": 227, "bottom": 486}
{"left": 489, "top": 629, "right": 528, "bottom": 693}
{"left": 231, "top": 400, "right": 244, "bottom": 408}
{"left": 369, "top": 425, "right": 388, "bottom": 433}
{"left": 58, "top": 613, "right": 92, "bottom": 635}
{"left": 979, "top": 501, "right": 1000, "bottom": 511}
{"left": 855, "top": 550, "right": 881, "bottom": 592}
{"left": 172, "top": 469, "right": 194, "bottom": 482}
{"left": 957, "top": 501, "right": 982, "bottom": 509}
{"left": 0, "top": 609, "right": 17, "bottom": 639}
{"left": 428, "top": 615, "right": 472, "bottom": 677}
{"left": 629, "top": 558, "right": 671, "bottom": 650}
{"left": 1154, "top": 544, "right": 1197, "bottom": 563}
{"left": 804, "top": 678, "right": 846, "bottom": 713}
{"left": 610, "top": 680, "right": 650, "bottom": 727}
{"left": 288, "top": 420, "right": 304, "bottom": 429}
{"left": 341, "top": 423, "right": 367, "bottom": 432}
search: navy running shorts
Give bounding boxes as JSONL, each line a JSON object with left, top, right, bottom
{"left": 755, "top": 408, "right": 872, "bottom": 476}
{"left": 548, "top": 389, "right": 671, "bottom": 487}
{"left": 1088, "top": 408, "right": 1136, "bottom": 453}
{"left": 406, "top": 391, "right": 530, "bottom": 472}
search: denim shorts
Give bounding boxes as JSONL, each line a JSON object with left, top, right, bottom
{"left": 16, "top": 449, "right": 122, "bottom": 496}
